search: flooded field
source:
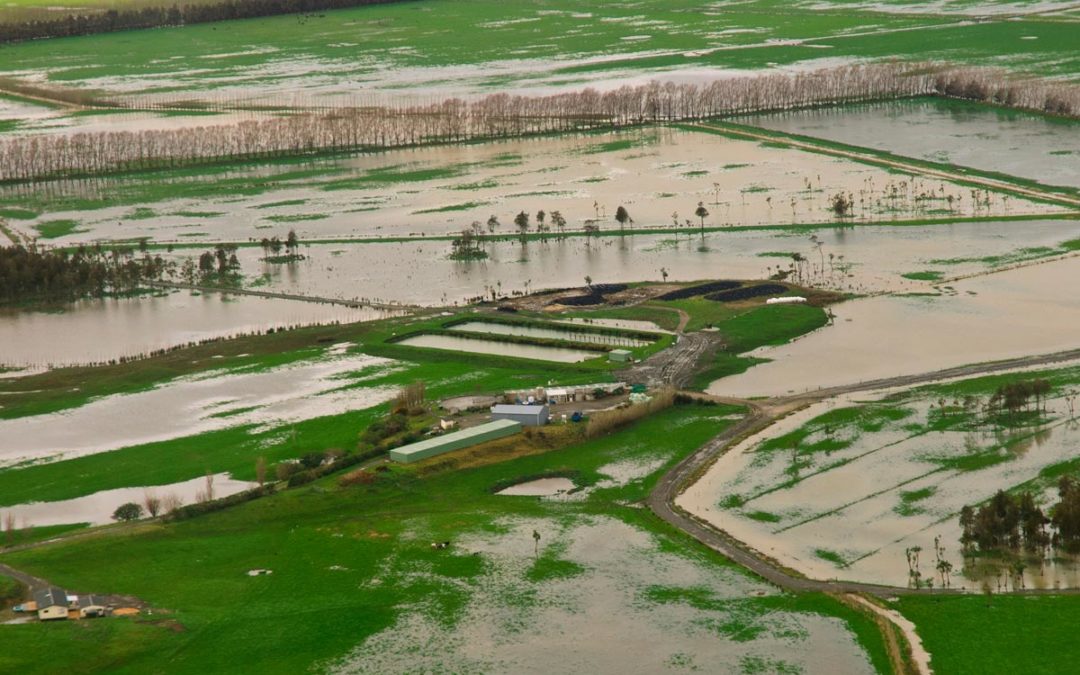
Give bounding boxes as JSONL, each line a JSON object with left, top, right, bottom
{"left": 3, "top": 126, "right": 1061, "bottom": 248}
{"left": 0, "top": 292, "right": 392, "bottom": 368}
{"left": 0, "top": 472, "right": 256, "bottom": 527}
{"left": 229, "top": 218, "right": 1080, "bottom": 305}
{"left": 739, "top": 98, "right": 1080, "bottom": 188}
{"left": 681, "top": 377, "right": 1080, "bottom": 590}
{"left": 0, "top": 348, "right": 398, "bottom": 468}
{"left": 332, "top": 515, "right": 877, "bottom": 674}
{"left": 709, "top": 255, "right": 1080, "bottom": 398}
{"left": 453, "top": 321, "right": 652, "bottom": 347}
{"left": 396, "top": 334, "right": 600, "bottom": 363}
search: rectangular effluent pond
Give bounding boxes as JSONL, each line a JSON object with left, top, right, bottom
{"left": 396, "top": 334, "right": 600, "bottom": 363}
{"left": 452, "top": 320, "right": 653, "bottom": 347}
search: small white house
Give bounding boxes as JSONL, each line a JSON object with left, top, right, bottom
{"left": 34, "top": 587, "right": 69, "bottom": 621}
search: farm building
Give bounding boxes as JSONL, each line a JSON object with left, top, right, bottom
{"left": 491, "top": 404, "right": 549, "bottom": 426}
{"left": 505, "top": 382, "right": 626, "bottom": 404}
{"left": 608, "top": 349, "right": 632, "bottom": 363}
{"left": 79, "top": 595, "right": 109, "bottom": 618}
{"left": 390, "top": 419, "right": 522, "bottom": 464}
{"left": 34, "top": 587, "right": 69, "bottom": 621}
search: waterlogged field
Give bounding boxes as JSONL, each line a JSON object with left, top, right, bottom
{"left": 740, "top": 97, "right": 1080, "bottom": 189}
{"left": 682, "top": 365, "right": 1080, "bottom": 590}
{"left": 709, "top": 255, "right": 1080, "bottom": 397}
{"left": 223, "top": 217, "right": 1080, "bottom": 306}
{"left": 4, "top": 126, "right": 1063, "bottom": 249}
{"left": 0, "top": 406, "right": 891, "bottom": 674}
{"left": 0, "top": 0, "right": 1076, "bottom": 113}
{"left": 0, "top": 292, "right": 394, "bottom": 367}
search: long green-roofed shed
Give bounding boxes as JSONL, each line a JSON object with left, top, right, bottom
{"left": 390, "top": 419, "right": 522, "bottom": 464}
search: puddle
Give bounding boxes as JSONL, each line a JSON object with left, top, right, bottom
{"left": 496, "top": 477, "right": 576, "bottom": 496}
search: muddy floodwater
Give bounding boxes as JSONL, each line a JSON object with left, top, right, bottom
{"left": 332, "top": 515, "right": 877, "bottom": 674}
{"left": 496, "top": 477, "right": 576, "bottom": 496}
{"left": 396, "top": 334, "right": 599, "bottom": 363}
{"left": 231, "top": 218, "right": 1080, "bottom": 305}
{"left": 0, "top": 349, "right": 398, "bottom": 468}
{"left": 0, "top": 291, "right": 393, "bottom": 368}
{"left": 0, "top": 472, "right": 256, "bottom": 527}
{"left": 4, "top": 126, "right": 1062, "bottom": 249}
{"left": 680, "top": 388, "right": 1080, "bottom": 590}
{"left": 709, "top": 255, "right": 1080, "bottom": 398}
{"left": 739, "top": 98, "right": 1080, "bottom": 188}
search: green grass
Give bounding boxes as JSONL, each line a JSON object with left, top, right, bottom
{"left": 691, "top": 303, "right": 830, "bottom": 389}
{"left": 3, "top": 0, "right": 1075, "bottom": 110}
{"left": 0, "top": 403, "right": 892, "bottom": 673}
{"left": 902, "top": 271, "right": 944, "bottom": 282}
{"left": 32, "top": 219, "right": 82, "bottom": 239}
{"left": 0, "top": 573, "right": 23, "bottom": 604}
{"left": 0, "top": 523, "right": 90, "bottom": 549}
{"left": 897, "top": 594, "right": 1080, "bottom": 675}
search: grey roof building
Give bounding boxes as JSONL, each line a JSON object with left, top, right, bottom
{"left": 491, "top": 404, "right": 549, "bottom": 426}
{"left": 34, "top": 587, "right": 69, "bottom": 621}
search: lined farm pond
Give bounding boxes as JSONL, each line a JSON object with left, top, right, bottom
{"left": 396, "top": 334, "right": 600, "bottom": 363}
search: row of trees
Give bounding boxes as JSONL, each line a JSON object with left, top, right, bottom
{"left": 0, "top": 63, "right": 941, "bottom": 181}
{"left": 0, "top": 242, "right": 170, "bottom": 305}
{"left": 0, "top": 0, "right": 411, "bottom": 42}
{"left": 934, "top": 68, "right": 1080, "bottom": 117}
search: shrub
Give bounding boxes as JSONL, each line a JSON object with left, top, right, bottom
{"left": 112, "top": 502, "right": 143, "bottom": 522}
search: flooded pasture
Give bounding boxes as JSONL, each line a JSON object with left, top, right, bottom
{"left": 709, "top": 255, "right": 1080, "bottom": 398}
{"left": 3, "top": 126, "right": 1061, "bottom": 248}
{"left": 331, "top": 515, "right": 877, "bottom": 674}
{"left": 739, "top": 98, "right": 1080, "bottom": 188}
{"left": 0, "top": 291, "right": 393, "bottom": 368}
{"left": 0, "top": 472, "right": 256, "bottom": 527}
{"left": 396, "top": 334, "right": 600, "bottom": 363}
{"left": 680, "top": 385, "right": 1080, "bottom": 590}
{"left": 229, "top": 218, "right": 1080, "bottom": 305}
{"left": 0, "top": 348, "right": 399, "bottom": 468}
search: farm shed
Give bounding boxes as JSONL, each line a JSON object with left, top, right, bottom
{"left": 79, "top": 595, "right": 109, "bottom": 619}
{"left": 34, "top": 587, "right": 69, "bottom": 621}
{"left": 608, "top": 349, "right": 632, "bottom": 363}
{"left": 390, "top": 420, "right": 522, "bottom": 464}
{"left": 491, "top": 404, "right": 549, "bottom": 426}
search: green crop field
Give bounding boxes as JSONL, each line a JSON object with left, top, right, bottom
{"left": 0, "top": 405, "right": 892, "bottom": 674}
{"left": 898, "top": 594, "right": 1080, "bottom": 675}
{"left": 0, "top": 0, "right": 1076, "bottom": 112}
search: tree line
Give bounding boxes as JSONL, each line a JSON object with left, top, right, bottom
{"left": 0, "top": 63, "right": 939, "bottom": 182}
{"left": 0, "top": 242, "right": 169, "bottom": 305}
{"left": 0, "top": 0, "right": 414, "bottom": 43}
{"left": 2, "top": 64, "right": 1073, "bottom": 184}
{"left": 960, "top": 477, "right": 1080, "bottom": 559}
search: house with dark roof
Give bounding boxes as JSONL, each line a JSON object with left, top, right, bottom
{"left": 33, "top": 587, "right": 69, "bottom": 621}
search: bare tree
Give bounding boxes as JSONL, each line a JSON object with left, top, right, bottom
{"left": 143, "top": 490, "right": 162, "bottom": 518}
